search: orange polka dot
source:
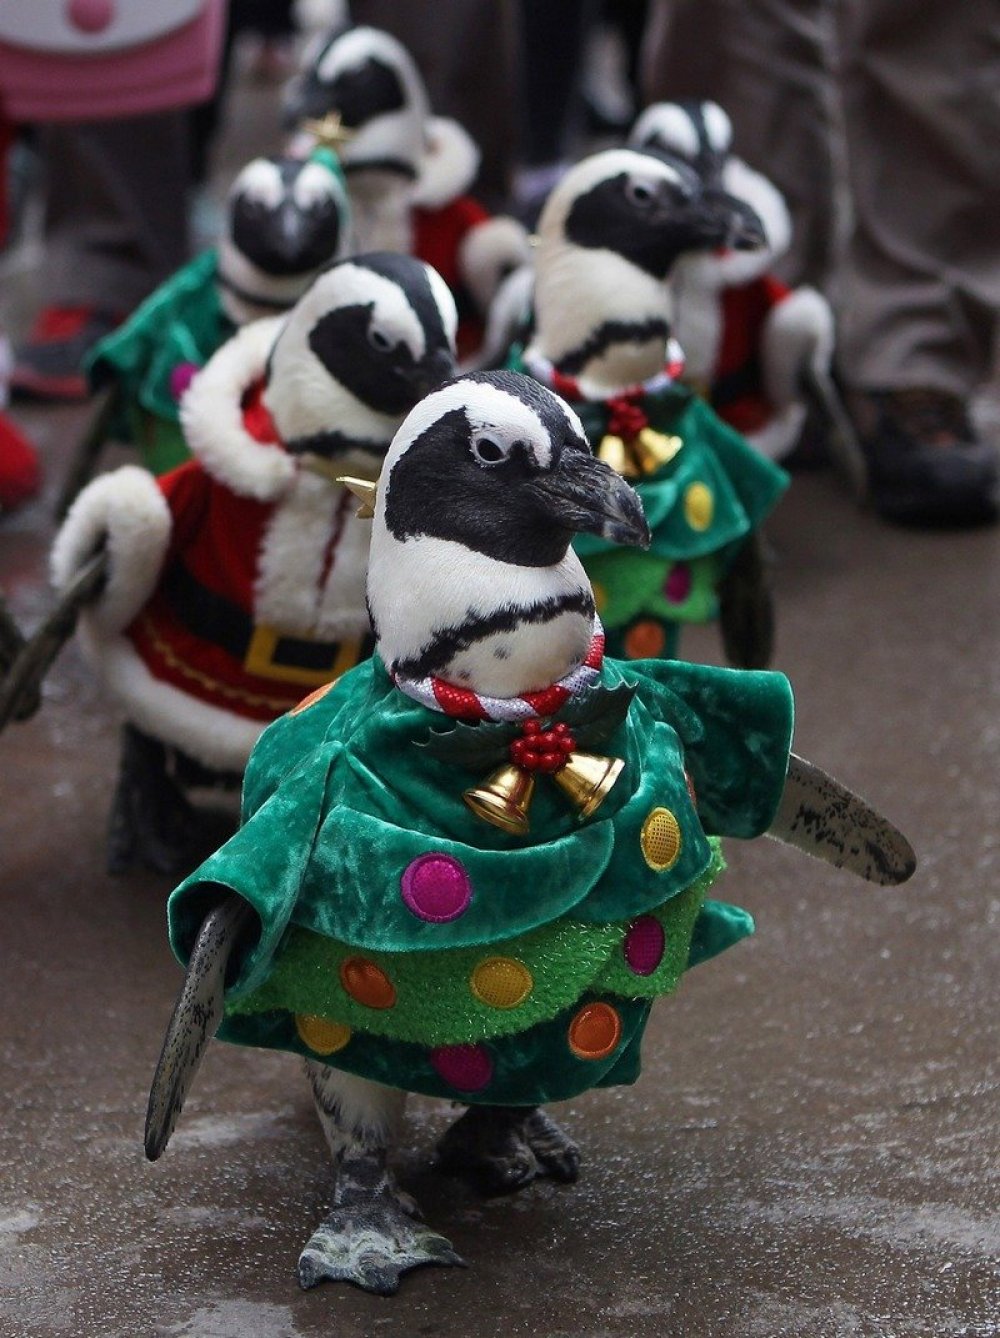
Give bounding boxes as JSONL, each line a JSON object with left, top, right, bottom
{"left": 568, "top": 1002, "right": 622, "bottom": 1060}
{"left": 289, "top": 681, "right": 335, "bottom": 716}
{"left": 623, "top": 619, "right": 666, "bottom": 659}
{"left": 470, "top": 957, "right": 534, "bottom": 1009}
{"left": 641, "top": 807, "right": 682, "bottom": 871}
{"left": 339, "top": 957, "right": 397, "bottom": 1009}
{"left": 295, "top": 1014, "right": 352, "bottom": 1055}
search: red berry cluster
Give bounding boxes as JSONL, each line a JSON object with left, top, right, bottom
{"left": 606, "top": 396, "right": 648, "bottom": 440}
{"left": 509, "top": 720, "right": 576, "bottom": 774}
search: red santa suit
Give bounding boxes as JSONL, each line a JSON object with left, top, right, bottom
{"left": 51, "top": 318, "right": 375, "bottom": 771}
{"left": 670, "top": 162, "right": 834, "bottom": 462}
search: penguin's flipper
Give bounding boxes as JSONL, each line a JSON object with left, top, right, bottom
{"left": 717, "top": 531, "right": 775, "bottom": 670}
{"left": 767, "top": 753, "right": 916, "bottom": 886}
{"left": 144, "top": 894, "right": 254, "bottom": 1161}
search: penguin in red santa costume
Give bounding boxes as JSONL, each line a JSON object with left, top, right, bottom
{"left": 286, "top": 24, "right": 531, "bottom": 364}
{"left": 51, "top": 253, "right": 457, "bottom": 873}
{"left": 630, "top": 100, "right": 834, "bottom": 461}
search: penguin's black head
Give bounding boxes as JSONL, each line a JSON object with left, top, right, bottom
{"left": 302, "top": 252, "right": 457, "bottom": 416}
{"left": 630, "top": 100, "right": 734, "bottom": 189}
{"left": 547, "top": 148, "right": 765, "bottom": 281}
{"left": 381, "top": 371, "right": 650, "bottom": 567}
{"left": 227, "top": 156, "right": 350, "bottom": 278}
{"left": 285, "top": 26, "right": 427, "bottom": 178}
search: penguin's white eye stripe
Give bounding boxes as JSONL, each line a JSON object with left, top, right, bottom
{"left": 232, "top": 159, "right": 285, "bottom": 209}
{"left": 293, "top": 163, "right": 338, "bottom": 209}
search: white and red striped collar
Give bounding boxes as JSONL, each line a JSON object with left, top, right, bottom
{"left": 521, "top": 340, "right": 686, "bottom": 405}
{"left": 391, "top": 617, "right": 606, "bottom": 722}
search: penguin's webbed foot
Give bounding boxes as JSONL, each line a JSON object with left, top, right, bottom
{"left": 297, "top": 1181, "right": 464, "bottom": 1295}
{"left": 436, "top": 1105, "right": 580, "bottom": 1195}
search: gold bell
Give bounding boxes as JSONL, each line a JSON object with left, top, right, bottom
{"left": 463, "top": 764, "right": 535, "bottom": 836}
{"left": 597, "top": 433, "right": 637, "bottom": 479}
{"left": 633, "top": 427, "right": 683, "bottom": 475}
{"left": 552, "top": 752, "right": 624, "bottom": 819}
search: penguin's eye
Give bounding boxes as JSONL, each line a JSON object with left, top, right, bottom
{"left": 367, "top": 326, "right": 395, "bottom": 352}
{"left": 625, "top": 179, "right": 657, "bottom": 207}
{"left": 470, "top": 434, "right": 509, "bottom": 466}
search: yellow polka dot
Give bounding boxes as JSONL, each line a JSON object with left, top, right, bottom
{"left": 295, "top": 1014, "right": 352, "bottom": 1055}
{"left": 470, "top": 957, "right": 534, "bottom": 1009}
{"left": 568, "top": 1002, "right": 622, "bottom": 1059}
{"left": 684, "top": 482, "right": 714, "bottom": 531}
{"left": 623, "top": 619, "right": 666, "bottom": 660}
{"left": 640, "top": 807, "right": 682, "bottom": 871}
{"left": 289, "top": 681, "right": 335, "bottom": 716}
{"left": 339, "top": 957, "right": 397, "bottom": 1009}
{"left": 592, "top": 581, "right": 608, "bottom": 615}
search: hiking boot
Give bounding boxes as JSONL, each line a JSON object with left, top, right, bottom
{"left": 850, "top": 387, "right": 999, "bottom": 527}
{"left": 10, "top": 306, "right": 122, "bottom": 403}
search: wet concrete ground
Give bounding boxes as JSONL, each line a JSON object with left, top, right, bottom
{"left": 2, "top": 63, "right": 999, "bottom": 1338}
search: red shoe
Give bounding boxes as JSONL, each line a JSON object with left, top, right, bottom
{"left": 10, "top": 306, "right": 122, "bottom": 403}
{"left": 0, "top": 410, "right": 41, "bottom": 511}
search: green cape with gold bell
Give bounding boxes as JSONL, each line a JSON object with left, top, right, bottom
{"left": 509, "top": 350, "right": 789, "bottom": 660}
{"left": 167, "top": 652, "right": 794, "bottom": 1106}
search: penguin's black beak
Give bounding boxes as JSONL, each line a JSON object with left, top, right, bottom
{"left": 527, "top": 449, "right": 651, "bottom": 549}
{"left": 395, "top": 346, "right": 456, "bottom": 400}
{"left": 695, "top": 188, "right": 766, "bottom": 251}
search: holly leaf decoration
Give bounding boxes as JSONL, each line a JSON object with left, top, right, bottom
{"left": 556, "top": 683, "right": 635, "bottom": 747}
{"left": 417, "top": 718, "right": 516, "bottom": 770}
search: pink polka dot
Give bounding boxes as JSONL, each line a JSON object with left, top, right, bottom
{"left": 624, "top": 915, "right": 665, "bottom": 975}
{"left": 66, "top": 0, "right": 115, "bottom": 34}
{"left": 169, "top": 362, "right": 199, "bottom": 401}
{"left": 401, "top": 853, "right": 472, "bottom": 923}
{"left": 663, "top": 562, "right": 692, "bottom": 605}
{"left": 429, "top": 1043, "right": 493, "bottom": 1092}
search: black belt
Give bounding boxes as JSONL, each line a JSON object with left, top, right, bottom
{"left": 161, "top": 563, "right": 373, "bottom": 687}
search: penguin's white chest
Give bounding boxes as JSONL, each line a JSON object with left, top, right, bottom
{"left": 253, "top": 472, "right": 371, "bottom": 639}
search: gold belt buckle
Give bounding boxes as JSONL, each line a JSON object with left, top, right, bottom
{"left": 244, "top": 623, "right": 361, "bottom": 687}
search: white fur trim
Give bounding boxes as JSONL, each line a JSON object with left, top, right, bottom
{"left": 747, "top": 402, "right": 807, "bottom": 462}
{"left": 411, "top": 115, "right": 481, "bottom": 209}
{"left": 457, "top": 215, "right": 532, "bottom": 313}
{"left": 180, "top": 317, "right": 295, "bottom": 502}
{"left": 77, "top": 624, "right": 266, "bottom": 771}
{"left": 51, "top": 466, "right": 170, "bottom": 635}
{"left": 253, "top": 471, "right": 373, "bottom": 639}
{"left": 460, "top": 263, "right": 534, "bottom": 373}
{"left": 761, "top": 285, "right": 835, "bottom": 407}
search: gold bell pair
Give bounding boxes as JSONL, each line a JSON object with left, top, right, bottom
{"left": 597, "top": 428, "right": 682, "bottom": 479}
{"left": 464, "top": 752, "right": 624, "bottom": 836}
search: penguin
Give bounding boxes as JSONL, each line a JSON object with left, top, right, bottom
{"left": 145, "top": 372, "right": 915, "bottom": 1296}
{"left": 81, "top": 149, "right": 353, "bottom": 485}
{"left": 512, "top": 147, "right": 788, "bottom": 668}
{"left": 52, "top": 253, "right": 457, "bottom": 873}
{"left": 286, "top": 24, "right": 532, "bottom": 362}
{"left": 629, "top": 101, "right": 836, "bottom": 462}
{"left": 217, "top": 151, "right": 353, "bottom": 326}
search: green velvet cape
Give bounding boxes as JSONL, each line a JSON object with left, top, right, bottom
{"left": 168, "top": 653, "right": 794, "bottom": 1105}
{"left": 86, "top": 249, "right": 234, "bottom": 475}
{"left": 510, "top": 351, "right": 788, "bottom": 658}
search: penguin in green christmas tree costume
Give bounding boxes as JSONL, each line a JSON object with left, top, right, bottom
{"left": 83, "top": 150, "right": 352, "bottom": 479}
{"left": 512, "top": 148, "right": 788, "bottom": 667}
{"left": 147, "top": 372, "right": 915, "bottom": 1296}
